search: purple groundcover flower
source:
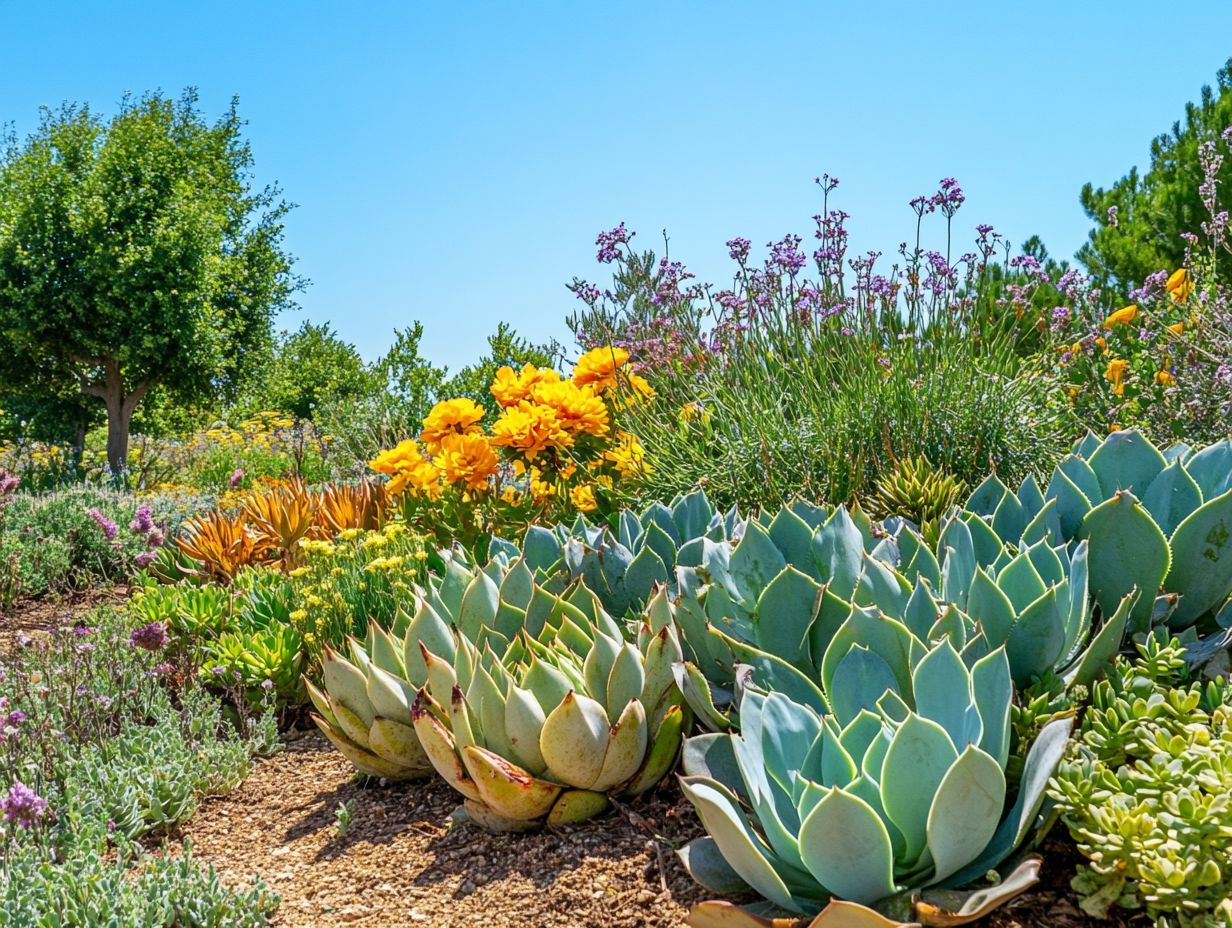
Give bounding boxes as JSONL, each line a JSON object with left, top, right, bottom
{"left": 129, "top": 621, "right": 169, "bottom": 652}
{"left": 134, "top": 550, "right": 158, "bottom": 569}
{"left": 1, "top": 781, "right": 47, "bottom": 829}
{"left": 0, "top": 471, "right": 18, "bottom": 495}
{"left": 86, "top": 508, "right": 118, "bottom": 542}
{"left": 229, "top": 468, "right": 245, "bottom": 488}
{"left": 129, "top": 506, "right": 154, "bottom": 535}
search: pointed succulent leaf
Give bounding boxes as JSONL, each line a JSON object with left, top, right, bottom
{"left": 768, "top": 507, "right": 817, "bottom": 574}
{"left": 462, "top": 744, "right": 563, "bottom": 821}
{"left": 813, "top": 507, "right": 866, "bottom": 601}
{"left": 1141, "top": 460, "right": 1203, "bottom": 538}
{"left": 925, "top": 745, "right": 1005, "bottom": 883}
{"left": 678, "top": 836, "right": 754, "bottom": 895}
{"left": 798, "top": 788, "right": 897, "bottom": 905}
{"left": 1182, "top": 439, "right": 1232, "bottom": 501}
{"left": 1078, "top": 491, "right": 1170, "bottom": 633}
{"left": 540, "top": 691, "right": 610, "bottom": 789}
{"left": 754, "top": 566, "right": 823, "bottom": 672}
{"left": 912, "top": 641, "right": 980, "bottom": 750}
{"left": 969, "top": 649, "right": 1011, "bottom": 767}
{"left": 1087, "top": 429, "right": 1166, "bottom": 498}
{"left": 1164, "top": 488, "right": 1232, "bottom": 627}
{"left": 590, "top": 698, "right": 649, "bottom": 792}
{"left": 881, "top": 714, "right": 960, "bottom": 867}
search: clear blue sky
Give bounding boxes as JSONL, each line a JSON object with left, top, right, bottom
{"left": 4, "top": 1, "right": 1232, "bottom": 370}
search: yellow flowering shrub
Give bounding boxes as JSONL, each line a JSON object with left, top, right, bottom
{"left": 368, "top": 346, "right": 653, "bottom": 548}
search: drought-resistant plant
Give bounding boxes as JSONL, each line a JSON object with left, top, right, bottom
{"left": 964, "top": 429, "right": 1232, "bottom": 634}
{"left": 1049, "top": 634, "right": 1232, "bottom": 926}
{"left": 677, "top": 641, "right": 1072, "bottom": 926}
{"left": 568, "top": 178, "right": 1069, "bottom": 511}
{"left": 369, "top": 346, "right": 653, "bottom": 553}
{"left": 869, "top": 456, "right": 965, "bottom": 548}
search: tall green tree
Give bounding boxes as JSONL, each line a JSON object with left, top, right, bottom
{"left": 0, "top": 90, "right": 297, "bottom": 474}
{"left": 1079, "top": 59, "right": 1232, "bottom": 295}
{"left": 240, "top": 321, "right": 373, "bottom": 420}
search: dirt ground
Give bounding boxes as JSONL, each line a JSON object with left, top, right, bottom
{"left": 173, "top": 730, "right": 1132, "bottom": 928}
{"left": 0, "top": 587, "right": 126, "bottom": 652}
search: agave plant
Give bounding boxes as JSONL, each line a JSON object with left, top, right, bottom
{"left": 677, "top": 639, "right": 1072, "bottom": 927}
{"left": 316, "top": 479, "right": 387, "bottom": 536}
{"left": 242, "top": 478, "right": 323, "bottom": 569}
{"left": 964, "top": 429, "right": 1232, "bottom": 634}
{"left": 407, "top": 561, "right": 688, "bottom": 831}
{"left": 498, "top": 489, "right": 747, "bottom": 616}
{"left": 663, "top": 499, "right": 1121, "bottom": 730}
{"left": 176, "top": 510, "right": 265, "bottom": 582}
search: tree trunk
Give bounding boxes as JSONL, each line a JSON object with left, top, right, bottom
{"left": 78, "top": 359, "right": 151, "bottom": 480}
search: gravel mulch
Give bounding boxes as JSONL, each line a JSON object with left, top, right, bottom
{"left": 173, "top": 731, "right": 1133, "bottom": 928}
{"left": 0, "top": 587, "right": 126, "bottom": 653}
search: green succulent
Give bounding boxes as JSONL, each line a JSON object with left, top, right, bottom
{"left": 1048, "top": 634, "right": 1232, "bottom": 927}
{"left": 870, "top": 455, "right": 965, "bottom": 548}
{"left": 203, "top": 625, "right": 305, "bottom": 707}
{"left": 963, "top": 429, "right": 1232, "bottom": 635}
{"left": 677, "top": 636, "right": 1071, "bottom": 927}
{"left": 659, "top": 502, "right": 1115, "bottom": 730}
{"left": 408, "top": 562, "right": 687, "bottom": 831}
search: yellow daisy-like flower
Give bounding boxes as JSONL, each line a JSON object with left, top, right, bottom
{"left": 370, "top": 439, "right": 425, "bottom": 477}
{"left": 570, "top": 483, "right": 598, "bottom": 512}
{"left": 489, "top": 402, "right": 573, "bottom": 460}
{"left": 420, "top": 398, "right": 485, "bottom": 451}
{"left": 1104, "top": 358, "right": 1130, "bottom": 396}
{"left": 1155, "top": 370, "right": 1176, "bottom": 386}
{"left": 490, "top": 364, "right": 561, "bottom": 407}
{"left": 603, "top": 431, "right": 651, "bottom": 478}
{"left": 572, "top": 346, "right": 630, "bottom": 391}
{"left": 531, "top": 380, "right": 610, "bottom": 437}
{"left": 1103, "top": 305, "right": 1138, "bottom": 328}
{"left": 1165, "top": 268, "right": 1193, "bottom": 304}
{"left": 435, "top": 432, "right": 500, "bottom": 491}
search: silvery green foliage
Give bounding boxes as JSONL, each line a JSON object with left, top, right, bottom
{"left": 961, "top": 429, "right": 1232, "bottom": 635}
{"left": 677, "top": 639, "right": 1070, "bottom": 922}
{"left": 651, "top": 501, "right": 1118, "bottom": 731}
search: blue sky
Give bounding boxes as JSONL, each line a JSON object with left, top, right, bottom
{"left": 4, "top": 1, "right": 1232, "bottom": 370}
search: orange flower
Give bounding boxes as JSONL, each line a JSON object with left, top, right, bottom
{"left": 1103, "top": 305, "right": 1138, "bottom": 328}
{"left": 531, "top": 381, "right": 610, "bottom": 437}
{"left": 1104, "top": 358, "right": 1130, "bottom": 396}
{"left": 1167, "top": 321, "right": 1185, "bottom": 335}
{"left": 570, "top": 483, "right": 598, "bottom": 512}
{"left": 489, "top": 402, "right": 573, "bottom": 460}
{"left": 572, "top": 346, "right": 630, "bottom": 391}
{"left": 420, "top": 398, "right": 485, "bottom": 451}
{"left": 490, "top": 364, "right": 561, "bottom": 407}
{"left": 1155, "top": 370, "right": 1176, "bottom": 386}
{"left": 435, "top": 433, "right": 499, "bottom": 491}
{"left": 603, "top": 432, "right": 650, "bottom": 478}
{"left": 1165, "top": 268, "right": 1193, "bottom": 304}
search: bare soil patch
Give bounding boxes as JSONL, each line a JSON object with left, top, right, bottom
{"left": 0, "top": 587, "right": 127, "bottom": 652}
{"left": 175, "top": 732, "right": 1130, "bottom": 928}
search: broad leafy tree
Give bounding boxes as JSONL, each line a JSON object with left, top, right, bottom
{"left": 1079, "top": 59, "right": 1232, "bottom": 295}
{"left": 241, "top": 321, "right": 373, "bottom": 420}
{"left": 0, "top": 90, "right": 297, "bottom": 474}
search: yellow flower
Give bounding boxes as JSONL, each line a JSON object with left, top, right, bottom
{"left": 370, "top": 439, "right": 426, "bottom": 477}
{"left": 1167, "top": 321, "right": 1185, "bottom": 335}
{"left": 603, "top": 432, "right": 650, "bottom": 479}
{"left": 1103, "top": 305, "right": 1138, "bottom": 328}
{"left": 1165, "top": 268, "right": 1193, "bottom": 304}
{"left": 435, "top": 433, "right": 500, "bottom": 491}
{"left": 622, "top": 372, "right": 656, "bottom": 404}
{"left": 1155, "top": 369, "right": 1176, "bottom": 386}
{"left": 500, "top": 485, "right": 521, "bottom": 505}
{"left": 490, "top": 364, "right": 561, "bottom": 407}
{"left": 1104, "top": 358, "right": 1130, "bottom": 395}
{"left": 531, "top": 381, "right": 609, "bottom": 437}
{"left": 420, "top": 398, "right": 485, "bottom": 451}
{"left": 570, "top": 483, "right": 598, "bottom": 512}
{"left": 489, "top": 402, "right": 573, "bottom": 460}
{"left": 572, "top": 346, "right": 630, "bottom": 391}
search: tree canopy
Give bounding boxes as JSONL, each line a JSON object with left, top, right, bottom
{"left": 0, "top": 89, "right": 297, "bottom": 473}
{"left": 1078, "top": 59, "right": 1232, "bottom": 296}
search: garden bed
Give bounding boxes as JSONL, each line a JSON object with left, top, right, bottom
{"left": 173, "top": 731, "right": 1124, "bottom": 928}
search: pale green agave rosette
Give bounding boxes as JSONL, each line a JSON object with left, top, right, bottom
{"left": 961, "top": 429, "right": 1232, "bottom": 636}
{"left": 407, "top": 563, "right": 689, "bottom": 831}
{"left": 505, "top": 488, "right": 834, "bottom": 617}
{"left": 658, "top": 499, "right": 1121, "bottom": 730}
{"left": 677, "top": 640, "right": 1072, "bottom": 928}
{"left": 306, "top": 553, "right": 518, "bottom": 780}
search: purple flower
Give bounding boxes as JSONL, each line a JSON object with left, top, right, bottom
{"left": 726, "top": 237, "right": 751, "bottom": 263}
{"left": 129, "top": 621, "right": 169, "bottom": 652}
{"left": 595, "top": 223, "right": 631, "bottom": 264}
{"left": 129, "top": 506, "right": 153, "bottom": 535}
{"left": 6, "top": 710, "right": 26, "bottom": 726}
{"left": 229, "top": 468, "right": 245, "bottom": 488}
{"left": 86, "top": 508, "right": 118, "bottom": 542}
{"left": 134, "top": 550, "right": 158, "bottom": 569}
{"left": 0, "top": 471, "right": 18, "bottom": 495}
{"left": 1051, "top": 306, "right": 1072, "bottom": 331}
{"left": 767, "top": 235, "right": 806, "bottom": 275}
{"left": 574, "top": 282, "right": 601, "bottom": 303}
{"left": 0, "top": 781, "right": 47, "bottom": 829}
